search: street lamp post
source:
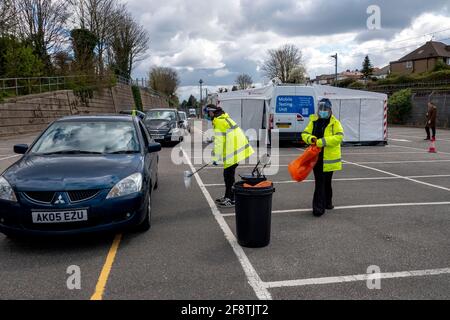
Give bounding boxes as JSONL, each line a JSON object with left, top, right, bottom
{"left": 199, "top": 79, "right": 204, "bottom": 118}
{"left": 331, "top": 53, "right": 338, "bottom": 86}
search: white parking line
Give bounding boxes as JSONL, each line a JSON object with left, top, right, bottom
{"left": 199, "top": 159, "right": 450, "bottom": 170}
{"left": 389, "top": 138, "right": 412, "bottom": 142}
{"left": 0, "top": 155, "right": 19, "bottom": 161}
{"left": 191, "top": 151, "right": 431, "bottom": 160}
{"left": 181, "top": 147, "right": 272, "bottom": 300}
{"left": 203, "top": 174, "right": 450, "bottom": 187}
{"left": 264, "top": 268, "right": 450, "bottom": 289}
{"left": 221, "top": 202, "right": 450, "bottom": 217}
{"left": 391, "top": 134, "right": 450, "bottom": 142}
{"left": 388, "top": 144, "right": 450, "bottom": 155}
{"left": 358, "top": 160, "right": 450, "bottom": 164}
{"left": 344, "top": 160, "right": 450, "bottom": 192}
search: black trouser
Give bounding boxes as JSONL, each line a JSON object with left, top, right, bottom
{"left": 425, "top": 126, "right": 436, "bottom": 139}
{"left": 224, "top": 164, "right": 239, "bottom": 201}
{"left": 313, "top": 160, "right": 334, "bottom": 216}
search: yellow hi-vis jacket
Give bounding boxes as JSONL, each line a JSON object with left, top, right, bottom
{"left": 302, "top": 114, "right": 345, "bottom": 172}
{"left": 212, "top": 113, "right": 254, "bottom": 169}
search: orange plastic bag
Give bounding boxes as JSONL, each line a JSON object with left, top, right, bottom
{"left": 243, "top": 181, "right": 273, "bottom": 188}
{"left": 288, "top": 146, "right": 321, "bottom": 182}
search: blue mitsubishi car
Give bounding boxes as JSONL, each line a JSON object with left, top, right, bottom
{"left": 0, "top": 115, "right": 161, "bottom": 237}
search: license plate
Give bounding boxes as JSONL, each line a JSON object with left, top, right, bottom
{"left": 277, "top": 124, "right": 291, "bottom": 128}
{"left": 32, "top": 210, "right": 88, "bottom": 224}
{"left": 152, "top": 135, "right": 164, "bottom": 140}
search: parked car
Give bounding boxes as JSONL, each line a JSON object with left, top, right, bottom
{"left": 119, "top": 110, "right": 146, "bottom": 120}
{"left": 143, "top": 109, "right": 184, "bottom": 145}
{"left": 0, "top": 115, "right": 161, "bottom": 237}
{"left": 188, "top": 108, "right": 197, "bottom": 118}
{"left": 178, "top": 111, "right": 191, "bottom": 133}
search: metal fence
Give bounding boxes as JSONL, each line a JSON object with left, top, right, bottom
{"left": 0, "top": 75, "right": 164, "bottom": 100}
{"left": 367, "top": 80, "right": 450, "bottom": 93}
{"left": 0, "top": 75, "right": 121, "bottom": 98}
{"left": 127, "top": 77, "right": 164, "bottom": 98}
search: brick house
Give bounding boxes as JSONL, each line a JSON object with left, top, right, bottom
{"left": 373, "top": 66, "right": 390, "bottom": 79}
{"left": 390, "top": 41, "right": 450, "bottom": 75}
{"left": 338, "top": 70, "right": 364, "bottom": 81}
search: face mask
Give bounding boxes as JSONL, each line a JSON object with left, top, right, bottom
{"left": 319, "top": 111, "right": 330, "bottom": 119}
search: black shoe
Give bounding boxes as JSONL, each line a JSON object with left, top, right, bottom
{"left": 424, "top": 138, "right": 431, "bottom": 141}
{"left": 326, "top": 205, "right": 335, "bottom": 210}
{"left": 216, "top": 197, "right": 226, "bottom": 204}
{"left": 313, "top": 211, "right": 325, "bottom": 217}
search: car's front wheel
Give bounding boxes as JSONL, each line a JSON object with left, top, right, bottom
{"left": 135, "top": 193, "right": 152, "bottom": 232}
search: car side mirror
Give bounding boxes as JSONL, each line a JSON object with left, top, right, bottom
{"left": 14, "top": 144, "right": 29, "bottom": 154}
{"left": 148, "top": 142, "right": 162, "bottom": 153}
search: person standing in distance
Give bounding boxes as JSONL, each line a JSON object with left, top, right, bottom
{"left": 425, "top": 100, "right": 437, "bottom": 141}
{"left": 302, "top": 98, "right": 345, "bottom": 217}
{"left": 204, "top": 104, "right": 254, "bottom": 208}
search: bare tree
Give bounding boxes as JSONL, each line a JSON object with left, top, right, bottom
{"left": 0, "top": 0, "right": 19, "bottom": 36}
{"left": 109, "top": 8, "right": 149, "bottom": 78}
{"left": 235, "top": 73, "right": 253, "bottom": 90}
{"left": 149, "top": 66, "right": 180, "bottom": 97}
{"left": 69, "top": 0, "right": 118, "bottom": 75}
{"left": 262, "top": 44, "right": 304, "bottom": 83}
{"left": 15, "top": 0, "right": 70, "bottom": 69}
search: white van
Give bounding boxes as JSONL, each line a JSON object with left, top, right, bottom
{"left": 270, "top": 86, "right": 317, "bottom": 142}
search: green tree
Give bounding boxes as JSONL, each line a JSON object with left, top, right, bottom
{"left": 187, "top": 94, "right": 198, "bottom": 107}
{"left": 0, "top": 36, "right": 18, "bottom": 76}
{"left": 181, "top": 99, "right": 188, "bottom": 110}
{"left": 388, "top": 89, "right": 413, "bottom": 124}
{"left": 433, "top": 59, "right": 450, "bottom": 72}
{"left": 71, "top": 29, "right": 98, "bottom": 73}
{"left": 362, "top": 55, "right": 374, "bottom": 79}
{"left": 4, "top": 45, "right": 43, "bottom": 77}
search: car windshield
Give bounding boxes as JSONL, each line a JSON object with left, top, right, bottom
{"left": 31, "top": 121, "right": 140, "bottom": 155}
{"left": 146, "top": 110, "right": 177, "bottom": 121}
{"left": 179, "top": 113, "right": 186, "bottom": 120}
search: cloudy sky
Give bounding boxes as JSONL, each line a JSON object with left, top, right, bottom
{"left": 124, "top": 0, "right": 450, "bottom": 101}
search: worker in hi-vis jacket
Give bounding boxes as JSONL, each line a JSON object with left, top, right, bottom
{"left": 302, "top": 98, "right": 345, "bottom": 217}
{"left": 204, "top": 104, "right": 254, "bottom": 208}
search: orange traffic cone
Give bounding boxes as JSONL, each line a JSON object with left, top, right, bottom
{"left": 429, "top": 138, "right": 437, "bottom": 153}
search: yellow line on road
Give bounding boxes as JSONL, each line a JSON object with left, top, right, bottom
{"left": 90, "top": 234, "right": 123, "bottom": 300}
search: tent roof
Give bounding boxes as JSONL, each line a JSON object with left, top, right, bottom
{"left": 313, "top": 85, "right": 387, "bottom": 100}
{"left": 219, "top": 84, "right": 387, "bottom": 101}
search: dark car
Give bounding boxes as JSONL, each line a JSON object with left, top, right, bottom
{"left": 119, "top": 110, "right": 146, "bottom": 120}
{"left": 143, "top": 109, "right": 185, "bottom": 145}
{"left": 0, "top": 115, "right": 161, "bottom": 237}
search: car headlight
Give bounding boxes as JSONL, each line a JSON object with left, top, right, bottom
{"left": 0, "top": 176, "right": 17, "bottom": 202}
{"left": 107, "top": 173, "right": 143, "bottom": 199}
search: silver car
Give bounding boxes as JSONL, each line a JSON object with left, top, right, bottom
{"left": 178, "top": 111, "right": 191, "bottom": 133}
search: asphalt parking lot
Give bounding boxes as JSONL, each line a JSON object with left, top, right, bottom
{"left": 0, "top": 126, "right": 449, "bottom": 300}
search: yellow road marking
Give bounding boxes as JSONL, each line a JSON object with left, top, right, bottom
{"left": 90, "top": 234, "right": 123, "bottom": 300}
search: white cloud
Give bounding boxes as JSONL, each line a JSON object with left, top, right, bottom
{"left": 214, "top": 68, "right": 233, "bottom": 77}
{"left": 126, "top": 0, "right": 450, "bottom": 99}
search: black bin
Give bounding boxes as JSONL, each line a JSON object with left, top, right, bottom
{"left": 233, "top": 181, "right": 275, "bottom": 248}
